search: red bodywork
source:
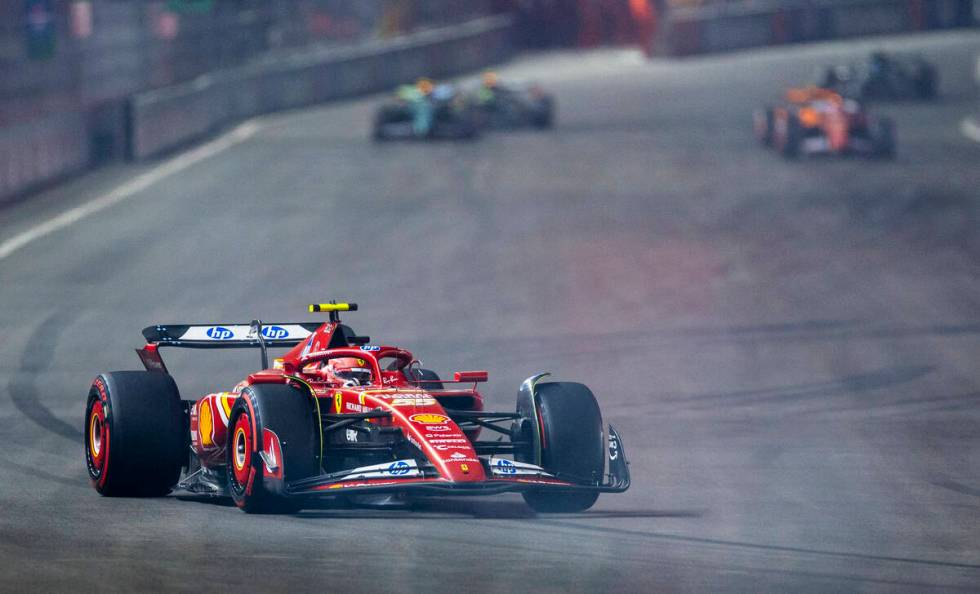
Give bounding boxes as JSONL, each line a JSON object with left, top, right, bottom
{"left": 131, "top": 311, "right": 630, "bottom": 503}
{"left": 184, "top": 321, "right": 503, "bottom": 486}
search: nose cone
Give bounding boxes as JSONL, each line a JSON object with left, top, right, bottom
{"left": 404, "top": 411, "right": 486, "bottom": 482}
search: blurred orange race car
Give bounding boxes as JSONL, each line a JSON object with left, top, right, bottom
{"left": 754, "top": 87, "right": 895, "bottom": 159}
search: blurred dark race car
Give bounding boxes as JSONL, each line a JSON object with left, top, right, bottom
{"left": 754, "top": 87, "right": 895, "bottom": 159}
{"left": 820, "top": 51, "right": 938, "bottom": 100}
{"left": 84, "top": 303, "right": 630, "bottom": 514}
{"left": 468, "top": 71, "right": 556, "bottom": 130}
{"left": 373, "top": 79, "right": 479, "bottom": 141}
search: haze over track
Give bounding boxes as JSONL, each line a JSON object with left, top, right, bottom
{"left": 1, "top": 30, "right": 979, "bottom": 593}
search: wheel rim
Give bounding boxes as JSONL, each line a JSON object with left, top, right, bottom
{"left": 86, "top": 399, "right": 109, "bottom": 482}
{"left": 90, "top": 412, "right": 103, "bottom": 457}
{"left": 231, "top": 414, "right": 252, "bottom": 488}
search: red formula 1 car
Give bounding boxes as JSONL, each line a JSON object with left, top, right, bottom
{"left": 85, "top": 303, "right": 629, "bottom": 513}
{"left": 754, "top": 87, "right": 895, "bottom": 159}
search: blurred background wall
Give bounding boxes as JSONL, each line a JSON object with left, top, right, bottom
{"left": 503, "top": 0, "right": 975, "bottom": 52}
{"left": 0, "top": 0, "right": 494, "bottom": 202}
{"left": 0, "top": 0, "right": 976, "bottom": 204}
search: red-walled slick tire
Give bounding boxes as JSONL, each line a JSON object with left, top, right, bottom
{"left": 84, "top": 372, "right": 186, "bottom": 496}
{"left": 226, "top": 384, "right": 316, "bottom": 514}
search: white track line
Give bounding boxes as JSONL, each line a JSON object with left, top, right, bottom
{"left": 961, "top": 117, "right": 980, "bottom": 144}
{"left": 0, "top": 120, "right": 260, "bottom": 262}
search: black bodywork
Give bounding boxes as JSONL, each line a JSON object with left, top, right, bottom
{"left": 821, "top": 52, "right": 938, "bottom": 100}
{"left": 373, "top": 95, "right": 479, "bottom": 140}
{"left": 470, "top": 85, "right": 555, "bottom": 130}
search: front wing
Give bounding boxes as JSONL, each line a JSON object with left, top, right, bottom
{"left": 285, "top": 425, "right": 631, "bottom": 499}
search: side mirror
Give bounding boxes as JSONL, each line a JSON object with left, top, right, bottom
{"left": 454, "top": 371, "right": 488, "bottom": 383}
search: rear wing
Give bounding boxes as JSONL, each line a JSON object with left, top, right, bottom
{"left": 138, "top": 321, "right": 321, "bottom": 373}
{"left": 142, "top": 322, "right": 319, "bottom": 348}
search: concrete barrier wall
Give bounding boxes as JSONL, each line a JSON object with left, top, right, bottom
{"left": 663, "top": 0, "right": 976, "bottom": 56}
{"left": 0, "top": 111, "right": 89, "bottom": 203}
{"left": 0, "top": 15, "right": 511, "bottom": 204}
{"left": 130, "top": 16, "right": 513, "bottom": 160}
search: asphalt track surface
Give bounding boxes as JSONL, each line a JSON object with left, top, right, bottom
{"left": 2, "top": 31, "right": 980, "bottom": 593}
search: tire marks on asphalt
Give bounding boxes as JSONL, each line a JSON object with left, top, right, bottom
{"left": 7, "top": 312, "right": 82, "bottom": 442}
{"left": 534, "top": 520, "right": 980, "bottom": 571}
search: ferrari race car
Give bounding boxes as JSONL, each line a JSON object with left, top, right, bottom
{"left": 820, "top": 51, "right": 938, "bottom": 101}
{"left": 85, "top": 303, "right": 629, "bottom": 514}
{"left": 467, "top": 75, "right": 556, "bottom": 130}
{"left": 372, "top": 82, "right": 479, "bottom": 141}
{"left": 753, "top": 87, "right": 895, "bottom": 159}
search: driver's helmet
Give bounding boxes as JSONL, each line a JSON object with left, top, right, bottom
{"left": 482, "top": 71, "right": 499, "bottom": 89}
{"left": 416, "top": 77, "right": 435, "bottom": 96}
{"left": 323, "top": 357, "right": 372, "bottom": 386}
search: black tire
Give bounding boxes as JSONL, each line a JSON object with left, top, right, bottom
{"left": 372, "top": 105, "right": 408, "bottom": 141}
{"left": 532, "top": 97, "right": 555, "bottom": 129}
{"left": 372, "top": 118, "right": 388, "bottom": 141}
{"left": 372, "top": 110, "right": 394, "bottom": 141}
{"left": 870, "top": 117, "right": 896, "bottom": 159}
{"left": 84, "top": 372, "right": 186, "bottom": 497}
{"left": 404, "top": 367, "right": 442, "bottom": 391}
{"left": 521, "top": 381, "right": 604, "bottom": 513}
{"left": 861, "top": 76, "right": 887, "bottom": 100}
{"left": 915, "top": 66, "right": 937, "bottom": 99}
{"left": 448, "top": 105, "right": 480, "bottom": 139}
{"left": 776, "top": 112, "right": 802, "bottom": 159}
{"left": 820, "top": 67, "right": 839, "bottom": 91}
{"left": 227, "top": 383, "right": 318, "bottom": 514}
{"left": 753, "top": 107, "right": 774, "bottom": 146}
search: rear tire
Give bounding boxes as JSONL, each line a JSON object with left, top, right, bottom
{"left": 372, "top": 112, "right": 391, "bottom": 141}
{"left": 521, "top": 381, "right": 603, "bottom": 513}
{"left": 84, "top": 372, "right": 186, "bottom": 496}
{"left": 450, "top": 105, "right": 480, "bottom": 139}
{"left": 753, "top": 107, "right": 774, "bottom": 146}
{"left": 532, "top": 97, "right": 556, "bottom": 129}
{"left": 915, "top": 65, "right": 937, "bottom": 99}
{"left": 870, "top": 117, "right": 896, "bottom": 159}
{"left": 372, "top": 105, "right": 407, "bottom": 141}
{"left": 776, "top": 112, "right": 802, "bottom": 159}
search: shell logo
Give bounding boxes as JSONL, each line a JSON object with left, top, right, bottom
{"left": 409, "top": 413, "right": 449, "bottom": 424}
{"left": 199, "top": 400, "right": 214, "bottom": 446}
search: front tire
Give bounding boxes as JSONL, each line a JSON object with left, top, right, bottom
{"left": 521, "top": 381, "right": 604, "bottom": 513}
{"left": 84, "top": 372, "right": 186, "bottom": 496}
{"left": 227, "top": 383, "right": 317, "bottom": 514}
{"left": 753, "top": 107, "right": 774, "bottom": 146}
